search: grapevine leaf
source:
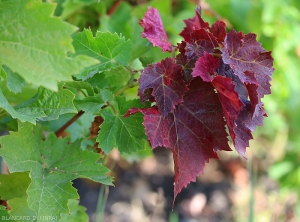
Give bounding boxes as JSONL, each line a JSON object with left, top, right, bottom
{"left": 100, "top": 89, "right": 114, "bottom": 103}
{"left": 139, "top": 7, "right": 172, "bottom": 52}
{"left": 139, "top": 57, "right": 154, "bottom": 67}
{"left": 98, "top": 3, "right": 150, "bottom": 61}
{"left": 72, "top": 29, "right": 132, "bottom": 80}
{"left": 193, "top": 55, "right": 256, "bottom": 157}
{"left": 85, "top": 73, "right": 110, "bottom": 91}
{"left": 72, "top": 89, "right": 113, "bottom": 114}
{"left": 233, "top": 102, "right": 265, "bottom": 156}
{"left": 0, "top": 122, "right": 112, "bottom": 222}
{"left": 0, "top": 0, "right": 97, "bottom": 91}
{"left": 64, "top": 82, "right": 95, "bottom": 96}
{"left": 179, "top": 8, "right": 209, "bottom": 42}
{"left": 211, "top": 76, "right": 247, "bottom": 156}
{"left": 138, "top": 58, "right": 189, "bottom": 117}
{"left": 216, "top": 61, "right": 249, "bottom": 102}
{"left": 1, "top": 65, "right": 26, "bottom": 94}
{"left": 59, "top": 200, "right": 88, "bottom": 222}
{"left": 0, "top": 88, "right": 36, "bottom": 123}
{"left": 97, "top": 96, "right": 148, "bottom": 154}
{"left": 221, "top": 30, "right": 274, "bottom": 117}
{"left": 14, "top": 86, "right": 77, "bottom": 122}
{"left": 125, "top": 78, "right": 231, "bottom": 201}
{"left": 185, "top": 29, "right": 218, "bottom": 60}
{"left": 102, "top": 67, "right": 131, "bottom": 92}
{"left": 209, "top": 20, "right": 227, "bottom": 44}
{"left": 192, "top": 52, "right": 219, "bottom": 81}
{"left": 175, "top": 41, "right": 194, "bottom": 83}
{"left": 73, "top": 95, "right": 105, "bottom": 114}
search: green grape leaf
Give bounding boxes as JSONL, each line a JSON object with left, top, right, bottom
{"left": 0, "top": 122, "right": 112, "bottom": 222}
{"left": 64, "top": 82, "right": 95, "bottom": 96}
{"left": 74, "top": 89, "right": 114, "bottom": 114}
{"left": 0, "top": 89, "right": 36, "bottom": 123}
{"left": 15, "top": 86, "right": 77, "bottom": 122}
{"left": 100, "top": 89, "right": 114, "bottom": 102}
{"left": 85, "top": 72, "right": 110, "bottom": 91}
{"left": 74, "top": 95, "right": 105, "bottom": 114}
{"left": 96, "top": 96, "right": 148, "bottom": 154}
{"left": 0, "top": 206, "right": 16, "bottom": 222}
{"left": 0, "top": 0, "right": 97, "bottom": 91}
{"left": 0, "top": 172, "right": 31, "bottom": 200}
{"left": 59, "top": 200, "right": 88, "bottom": 222}
{"left": 103, "top": 66, "right": 131, "bottom": 93}
{"left": 72, "top": 29, "right": 132, "bottom": 80}
{"left": 1, "top": 65, "right": 26, "bottom": 94}
{"left": 139, "top": 57, "right": 155, "bottom": 67}
{"left": 98, "top": 2, "right": 150, "bottom": 61}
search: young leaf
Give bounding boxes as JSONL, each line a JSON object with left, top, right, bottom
{"left": 192, "top": 52, "right": 219, "bottom": 81}
{"left": 212, "top": 76, "right": 247, "bottom": 156}
{"left": 192, "top": 55, "right": 253, "bottom": 156}
{"left": 97, "top": 96, "right": 148, "bottom": 154}
{"left": 139, "top": 7, "right": 172, "bottom": 52}
{"left": 185, "top": 29, "right": 218, "bottom": 59}
{"left": 175, "top": 41, "right": 194, "bottom": 83}
{"left": 221, "top": 30, "right": 274, "bottom": 117}
{"left": 179, "top": 8, "right": 209, "bottom": 42}
{"left": 129, "top": 7, "right": 275, "bottom": 203}
{"left": 125, "top": 78, "right": 231, "bottom": 200}
{"left": 138, "top": 58, "right": 189, "bottom": 117}
{"left": 72, "top": 30, "right": 132, "bottom": 80}
{"left": 0, "top": 0, "right": 97, "bottom": 91}
{"left": 209, "top": 20, "right": 227, "bottom": 44}
{"left": 0, "top": 122, "right": 112, "bottom": 222}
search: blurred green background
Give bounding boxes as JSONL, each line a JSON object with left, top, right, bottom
{"left": 50, "top": 0, "right": 300, "bottom": 221}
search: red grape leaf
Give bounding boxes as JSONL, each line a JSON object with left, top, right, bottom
{"left": 211, "top": 76, "right": 249, "bottom": 156}
{"left": 185, "top": 29, "right": 218, "bottom": 59}
{"left": 216, "top": 61, "right": 249, "bottom": 102}
{"left": 209, "top": 20, "right": 227, "bottom": 44}
{"left": 180, "top": 8, "right": 209, "bottom": 42}
{"left": 175, "top": 41, "right": 195, "bottom": 83}
{"left": 125, "top": 78, "right": 231, "bottom": 202}
{"left": 192, "top": 54, "right": 259, "bottom": 157}
{"left": 192, "top": 52, "right": 219, "bottom": 81}
{"left": 233, "top": 102, "right": 266, "bottom": 156}
{"left": 139, "top": 7, "right": 172, "bottom": 52}
{"left": 138, "top": 58, "right": 189, "bottom": 117}
{"left": 221, "top": 30, "right": 274, "bottom": 117}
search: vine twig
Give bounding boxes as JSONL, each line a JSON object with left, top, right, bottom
{"left": 55, "top": 77, "right": 138, "bottom": 137}
{"left": 107, "top": 0, "right": 122, "bottom": 16}
{"left": 55, "top": 110, "right": 85, "bottom": 138}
